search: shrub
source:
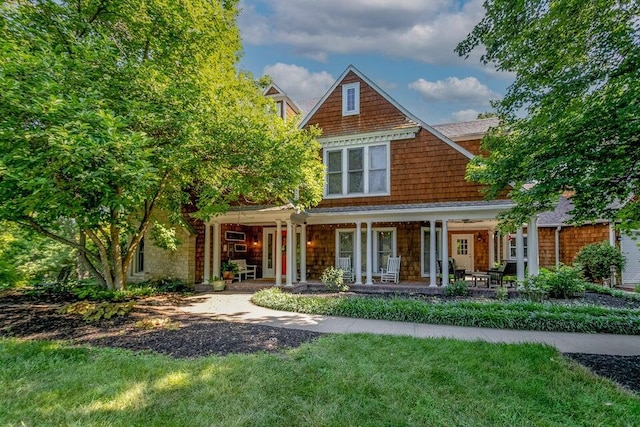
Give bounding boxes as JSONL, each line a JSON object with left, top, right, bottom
{"left": 635, "top": 284, "right": 640, "bottom": 294}
{"left": 495, "top": 286, "right": 508, "bottom": 300}
{"left": 522, "top": 266, "right": 586, "bottom": 299}
{"left": 320, "top": 266, "right": 349, "bottom": 292}
{"left": 574, "top": 242, "right": 625, "bottom": 283}
{"left": 444, "top": 281, "right": 469, "bottom": 297}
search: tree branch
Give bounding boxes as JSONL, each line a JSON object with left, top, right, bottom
{"left": 18, "top": 217, "right": 100, "bottom": 262}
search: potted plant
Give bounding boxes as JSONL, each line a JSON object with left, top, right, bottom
{"left": 212, "top": 276, "right": 225, "bottom": 291}
{"left": 221, "top": 261, "right": 238, "bottom": 283}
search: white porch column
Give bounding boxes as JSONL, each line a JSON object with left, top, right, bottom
{"left": 496, "top": 232, "right": 501, "bottom": 264}
{"left": 441, "top": 220, "right": 449, "bottom": 287}
{"left": 429, "top": 220, "right": 437, "bottom": 287}
{"left": 527, "top": 216, "right": 539, "bottom": 276}
{"left": 516, "top": 227, "right": 525, "bottom": 282}
{"left": 285, "top": 219, "right": 293, "bottom": 286}
{"left": 355, "top": 221, "right": 363, "bottom": 285}
{"left": 300, "top": 224, "right": 307, "bottom": 283}
{"left": 609, "top": 223, "right": 616, "bottom": 246}
{"left": 291, "top": 224, "right": 298, "bottom": 282}
{"left": 488, "top": 230, "right": 495, "bottom": 268}
{"left": 366, "top": 221, "right": 373, "bottom": 285}
{"left": 275, "top": 220, "right": 282, "bottom": 286}
{"left": 203, "top": 222, "right": 211, "bottom": 283}
{"left": 212, "top": 223, "right": 221, "bottom": 279}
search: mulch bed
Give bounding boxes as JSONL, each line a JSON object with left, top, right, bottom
{"left": 0, "top": 290, "right": 638, "bottom": 394}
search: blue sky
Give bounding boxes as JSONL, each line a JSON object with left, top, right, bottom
{"left": 237, "top": 0, "right": 514, "bottom": 125}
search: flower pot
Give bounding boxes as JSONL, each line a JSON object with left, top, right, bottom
{"left": 222, "top": 271, "right": 235, "bottom": 281}
{"left": 212, "top": 280, "right": 225, "bottom": 291}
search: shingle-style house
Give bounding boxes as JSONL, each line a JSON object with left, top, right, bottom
{"left": 129, "top": 65, "right": 636, "bottom": 287}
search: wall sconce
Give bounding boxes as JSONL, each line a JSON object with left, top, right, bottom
{"left": 253, "top": 234, "right": 258, "bottom": 245}
{"left": 307, "top": 235, "right": 312, "bottom": 245}
{"left": 477, "top": 232, "right": 484, "bottom": 242}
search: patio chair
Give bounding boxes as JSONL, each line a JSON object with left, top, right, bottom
{"left": 380, "top": 256, "right": 401, "bottom": 283}
{"left": 337, "top": 257, "right": 355, "bottom": 282}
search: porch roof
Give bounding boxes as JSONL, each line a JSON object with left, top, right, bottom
{"left": 306, "top": 200, "right": 514, "bottom": 224}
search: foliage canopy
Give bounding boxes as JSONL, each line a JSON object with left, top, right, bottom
{"left": 457, "top": 0, "right": 639, "bottom": 231}
{"left": 0, "top": 0, "right": 324, "bottom": 289}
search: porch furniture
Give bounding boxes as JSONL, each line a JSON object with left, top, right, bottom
{"left": 437, "top": 258, "right": 466, "bottom": 284}
{"left": 380, "top": 256, "right": 401, "bottom": 283}
{"left": 487, "top": 261, "right": 523, "bottom": 287}
{"left": 229, "top": 259, "right": 257, "bottom": 282}
{"left": 337, "top": 257, "right": 355, "bottom": 282}
{"left": 471, "top": 272, "right": 490, "bottom": 287}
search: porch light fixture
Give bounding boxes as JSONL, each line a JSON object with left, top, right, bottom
{"left": 253, "top": 234, "right": 258, "bottom": 245}
{"left": 307, "top": 236, "right": 312, "bottom": 245}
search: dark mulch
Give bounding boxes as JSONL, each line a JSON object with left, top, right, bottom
{"left": 0, "top": 292, "right": 322, "bottom": 358}
{"left": 0, "top": 290, "right": 638, "bottom": 394}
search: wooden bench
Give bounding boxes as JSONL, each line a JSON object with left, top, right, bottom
{"left": 230, "top": 259, "right": 257, "bottom": 282}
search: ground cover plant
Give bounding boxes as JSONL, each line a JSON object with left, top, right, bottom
{"left": 1, "top": 335, "right": 638, "bottom": 426}
{"left": 252, "top": 288, "right": 640, "bottom": 334}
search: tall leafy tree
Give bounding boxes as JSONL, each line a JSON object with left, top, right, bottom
{"left": 456, "top": 0, "right": 639, "bottom": 231}
{"left": 0, "top": 0, "right": 324, "bottom": 289}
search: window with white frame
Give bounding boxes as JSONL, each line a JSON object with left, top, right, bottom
{"left": 421, "top": 228, "right": 442, "bottom": 276}
{"left": 324, "top": 143, "right": 389, "bottom": 197}
{"left": 342, "top": 82, "right": 360, "bottom": 116}
{"left": 336, "top": 228, "right": 396, "bottom": 273}
{"left": 507, "top": 234, "right": 528, "bottom": 259}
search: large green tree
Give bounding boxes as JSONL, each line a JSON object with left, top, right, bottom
{"left": 0, "top": 0, "right": 324, "bottom": 289}
{"left": 456, "top": 0, "right": 639, "bottom": 231}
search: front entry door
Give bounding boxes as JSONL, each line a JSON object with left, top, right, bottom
{"left": 452, "top": 234, "right": 474, "bottom": 272}
{"left": 262, "top": 228, "right": 286, "bottom": 278}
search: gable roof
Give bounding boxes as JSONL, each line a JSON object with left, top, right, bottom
{"left": 263, "top": 83, "right": 301, "bottom": 114}
{"left": 298, "top": 65, "right": 475, "bottom": 160}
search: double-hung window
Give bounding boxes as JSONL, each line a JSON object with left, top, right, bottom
{"left": 508, "top": 235, "right": 528, "bottom": 259}
{"left": 336, "top": 228, "right": 396, "bottom": 274}
{"left": 421, "top": 228, "right": 442, "bottom": 276}
{"left": 324, "top": 143, "right": 389, "bottom": 197}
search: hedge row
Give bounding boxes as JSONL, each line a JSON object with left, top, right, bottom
{"left": 252, "top": 288, "right": 640, "bottom": 335}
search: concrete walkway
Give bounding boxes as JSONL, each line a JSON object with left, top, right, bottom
{"left": 181, "top": 292, "right": 640, "bottom": 356}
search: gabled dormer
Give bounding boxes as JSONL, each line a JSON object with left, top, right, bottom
{"left": 263, "top": 83, "right": 301, "bottom": 121}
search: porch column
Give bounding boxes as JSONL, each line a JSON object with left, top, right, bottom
{"left": 429, "top": 220, "right": 437, "bottom": 287}
{"left": 300, "top": 224, "right": 307, "bottom": 283}
{"left": 365, "top": 220, "right": 373, "bottom": 285}
{"left": 488, "top": 229, "right": 495, "bottom": 268}
{"left": 203, "top": 222, "right": 211, "bottom": 283}
{"left": 212, "top": 223, "right": 221, "bottom": 279}
{"left": 496, "top": 232, "right": 501, "bottom": 264}
{"left": 285, "top": 219, "right": 293, "bottom": 286}
{"left": 275, "top": 220, "right": 282, "bottom": 286}
{"left": 441, "top": 220, "right": 449, "bottom": 287}
{"left": 516, "top": 227, "right": 525, "bottom": 282}
{"left": 609, "top": 223, "right": 616, "bottom": 246}
{"left": 291, "top": 223, "right": 298, "bottom": 282}
{"left": 527, "top": 216, "right": 539, "bottom": 276}
{"left": 355, "top": 221, "right": 363, "bottom": 284}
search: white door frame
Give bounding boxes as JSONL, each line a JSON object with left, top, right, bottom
{"left": 452, "top": 234, "right": 474, "bottom": 272}
{"left": 262, "top": 228, "right": 277, "bottom": 278}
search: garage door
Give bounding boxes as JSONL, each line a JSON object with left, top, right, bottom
{"left": 621, "top": 233, "right": 640, "bottom": 285}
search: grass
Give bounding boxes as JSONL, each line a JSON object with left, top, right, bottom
{"left": 252, "top": 288, "right": 640, "bottom": 334}
{"left": 585, "top": 283, "right": 640, "bottom": 300}
{"left": 1, "top": 336, "right": 638, "bottom": 426}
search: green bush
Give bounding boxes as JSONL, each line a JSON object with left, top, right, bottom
{"left": 495, "top": 286, "right": 508, "bottom": 300}
{"left": 444, "top": 281, "right": 469, "bottom": 297}
{"left": 59, "top": 301, "right": 134, "bottom": 321}
{"left": 585, "top": 283, "right": 640, "bottom": 301}
{"left": 320, "top": 266, "right": 349, "bottom": 292}
{"left": 635, "top": 284, "right": 640, "bottom": 294}
{"left": 574, "top": 242, "right": 625, "bottom": 283}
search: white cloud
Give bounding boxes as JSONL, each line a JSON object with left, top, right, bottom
{"left": 408, "top": 76, "right": 499, "bottom": 104}
{"left": 451, "top": 109, "right": 480, "bottom": 122}
{"left": 239, "top": 0, "right": 486, "bottom": 65}
{"left": 263, "top": 63, "right": 335, "bottom": 101}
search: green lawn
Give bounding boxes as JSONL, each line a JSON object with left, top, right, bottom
{"left": 1, "top": 336, "right": 638, "bottom": 426}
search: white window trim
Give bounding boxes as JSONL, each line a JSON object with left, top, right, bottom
{"left": 342, "top": 82, "right": 360, "bottom": 116}
{"left": 506, "top": 234, "right": 528, "bottom": 261}
{"left": 323, "top": 141, "right": 390, "bottom": 198}
{"left": 335, "top": 227, "right": 396, "bottom": 273}
{"left": 420, "top": 227, "right": 442, "bottom": 277}
{"left": 132, "top": 237, "right": 145, "bottom": 276}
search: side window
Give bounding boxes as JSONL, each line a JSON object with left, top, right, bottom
{"left": 342, "top": 82, "right": 360, "bottom": 116}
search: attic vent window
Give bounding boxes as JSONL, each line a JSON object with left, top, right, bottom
{"left": 342, "top": 82, "right": 360, "bottom": 116}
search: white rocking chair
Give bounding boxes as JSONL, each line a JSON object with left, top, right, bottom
{"left": 337, "top": 257, "right": 355, "bottom": 282}
{"left": 380, "top": 256, "right": 401, "bottom": 283}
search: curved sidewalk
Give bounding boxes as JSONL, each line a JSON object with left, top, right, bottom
{"left": 181, "top": 292, "right": 640, "bottom": 356}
